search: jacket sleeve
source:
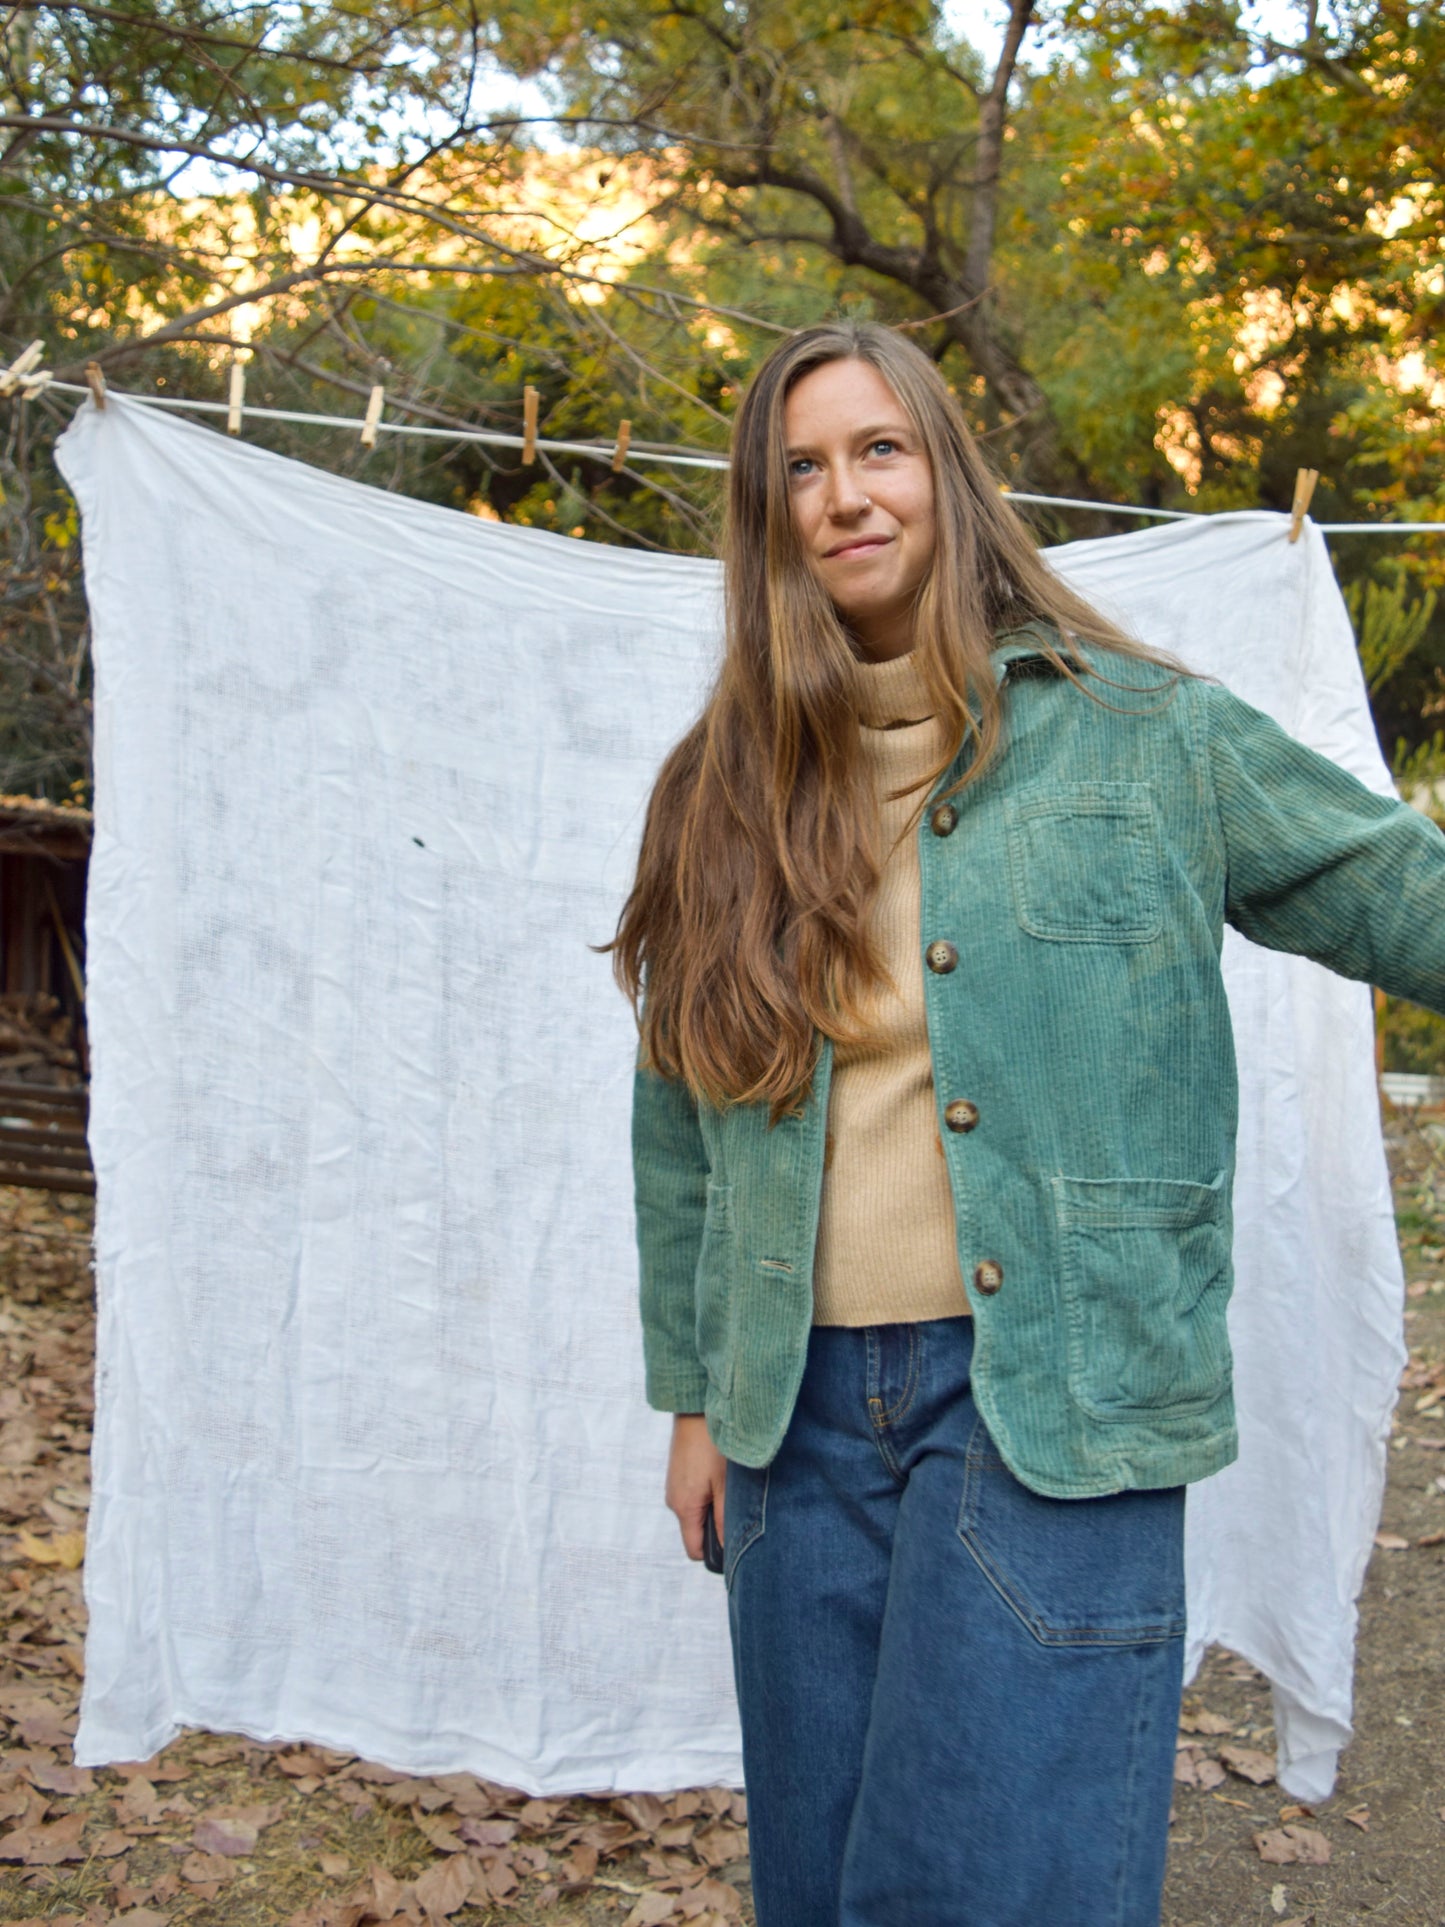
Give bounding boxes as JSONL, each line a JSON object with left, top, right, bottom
{"left": 1203, "top": 681, "right": 1445, "bottom": 1015}
{"left": 632, "top": 1059, "right": 711, "bottom": 1414}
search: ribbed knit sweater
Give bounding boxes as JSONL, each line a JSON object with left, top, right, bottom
{"left": 811, "top": 650, "right": 971, "bottom": 1326}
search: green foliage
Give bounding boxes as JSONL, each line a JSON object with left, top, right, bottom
{"left": 3, "top": 0, "right": 1445, "bottom": 796}
{"left": 1348, "top": 578, "right": 1440, "bottom": 692}
{"left": 1379, "top": 996, "right": 1445, "bottom": 1077}
{"left": 1393, "top": 731, "right": 1445, "bottom": 822}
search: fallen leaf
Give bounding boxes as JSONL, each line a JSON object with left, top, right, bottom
{"left": 181, "top": 1850, "right": 240, "bottom": 1885}
{"left": 474, "top": 1854, "right": 519, "bottom": 1900}
{"left": 623, "top": 1894, "right": 678, "bottom": 1926}
{"left": 518, "top": 1797, "right": 571, "bottom": 1829}
{"left": 189, "top": 1741, "right": 248, "bottom": 1766}
{"left": 414, "top": 1854, "right": 475, "bottom": 1921}
{"left": 0, "top": 1807, "right": 87, "bottom": 1864}
{"left": 1373, "top": 1531, "right": 1411, "bottom": 1551}
{"left": 614, "top": 1794, "right": 669, "bottom": 1834}
{"left": 0, "top": 1786, "right": 45, "bottom": 1827}
{"left": 1343, "top": 1805, "right": 1369, "bottom": 1831}
{"left": 114, "top": 1911, "right": 172, "bottom": 1927}
{"left": 192, "top": 1812, "right": 259, "bottom": 1857}
{"left": 685, "top": 1877, "right": 744, "bottom": 1918}
{"left": 1277, "top": 1803, "right": 1313, "bottom": 1822}
{"left": 319, "top": 1852, "right": 350, "bottom": 1876}
{"left": 1270, "top": 1887, "right": 1287, "bottom": 1918}
{"left": 562, "top": 1842, "right": 600, "bottom": 1882}
{"left": 24, "top": 1761, "right": 92, "bottom": 1795}
{"left": 16, "top": 1708, "right": 75, "bottom": 1747}
{"left": 1220, "top": 1745, "right": 1276, "bottom": 1785}
{"left": 14, "top": 1527, "right": 85, "bottom": 1568}
{"left": 1254, "top": 1824, "right": 1331, "bottom": 1866}
{"left": 458, "top": 1817, "right": 517, "bottom": 1849}
{"left": 1179, "top": 1706, "right": 1233, "bottom": 1736}
{"left": 114, "top": 1777, "right": 162, "bottom": 1826}
{"left": 370, "top": 1866, "right": 413, "bottom": 1916}
{"left": 414, "top": 1812, "right": 464, "bottom": 1854}
{"left": 693, "top": 1821, "right": 746, "bottom": 1868}
{"left": 1417, "top": 1530, "right": 1445, "bottom": 1547}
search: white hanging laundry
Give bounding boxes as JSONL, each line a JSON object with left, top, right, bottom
{"left": 57, "top": 398, "right": 1403, "bottom": 1802}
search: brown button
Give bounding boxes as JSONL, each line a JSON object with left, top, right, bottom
{"left": 930, "top": 803, "right": 958, "bottom": 837}
{"left": 973, "top": 1259, "right": 1004, "bottom": 1296}
{"left": 944, "top": 1099, "right": 979, "bottom": 1134}
{"left": 925, "top": 940, "right": 958, "bottom": 975}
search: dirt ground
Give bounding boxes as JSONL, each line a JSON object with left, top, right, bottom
{"left": 0, "top": 1105, "right": 1442, "bottom": 1927}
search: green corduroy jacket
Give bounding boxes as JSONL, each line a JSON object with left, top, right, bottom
{"left": 632, "top": 633, "right": 1445, "bottom": 1498}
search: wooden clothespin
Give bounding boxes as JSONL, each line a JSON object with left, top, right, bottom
{"left": 611, "top": 417, "right": 632, "bottom": 473}
{"left": 227, "top": 362, "right": 246, "bottom": 436}
{"left": 85, "top": 361, "right": 107, "bottom": 411}
{"left": 522, "top": 385, "right": 539, "bottom": 465}
{"left": 1288, "top": 467, "right": 1320, "bottom": 544}
{"left": 360, "top": 384, "right": 384, "bottom": 449}
{"left": 0, "top": 340, "right": 45, "bottom": 398}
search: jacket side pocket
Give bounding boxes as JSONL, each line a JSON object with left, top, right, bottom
{"left": 1054, "top": 1172, "right": 1232, "bottom": 1422}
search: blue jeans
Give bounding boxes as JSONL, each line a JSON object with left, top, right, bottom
{"left": 725, "top": 1319, "right": 1185, "bottom": 1927}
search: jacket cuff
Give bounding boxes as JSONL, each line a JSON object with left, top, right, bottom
{"left": 644, "top": 1361, "right": 711, "bottom": 1414}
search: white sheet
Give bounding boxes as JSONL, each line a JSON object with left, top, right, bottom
{"left": 58, "top": 398, "right": 1403, "bottom": 1803}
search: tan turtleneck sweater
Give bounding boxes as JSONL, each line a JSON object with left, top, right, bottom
{"left": 811, "top": 650, "right": 970, "bottom": 1327}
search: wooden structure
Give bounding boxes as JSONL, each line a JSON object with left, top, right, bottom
{"left": 0, "top": 795, "right": 93, "bottom": 1193}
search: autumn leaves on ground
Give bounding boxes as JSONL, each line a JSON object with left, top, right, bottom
{"left": 2, "top": 1115, "right": 1444, "bottom": 1927}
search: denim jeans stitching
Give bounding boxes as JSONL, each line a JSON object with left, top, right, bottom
{"left": 723, "top": 1466, "right": 769, "bottom": 1594}
{"left": 863, "top": 1327, "right": 916, "bottom": 1484}
{"left": 1113, "top": 1657, "right": 1152, "bottom": 1926}
{"left": 872, "top": 1325, "right": 921, "bottom": 1428}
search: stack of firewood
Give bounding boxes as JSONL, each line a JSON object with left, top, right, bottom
{"left": 0, "top": 993, "right": 84, "bottom": 1087}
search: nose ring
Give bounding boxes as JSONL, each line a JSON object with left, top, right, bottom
{"left": 861, "top": 495, "right": 872, "bottom": 509}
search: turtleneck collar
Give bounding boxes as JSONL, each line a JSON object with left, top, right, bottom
{"left": 847, "top": 649, "right": 935, "bottom": 730}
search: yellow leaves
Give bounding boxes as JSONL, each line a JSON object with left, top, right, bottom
{"left": 14, "top": 1526, "right": 85, "bottom": 1569}
{"left": 43, "top": 500, "right": 78, "bottom": 551}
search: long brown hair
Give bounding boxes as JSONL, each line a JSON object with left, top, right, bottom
{"left": 611, "top": 321, "right": 1176, "bottom": 1119}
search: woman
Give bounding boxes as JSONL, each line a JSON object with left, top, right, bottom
{"left": 610, "top": 321, "right": 1445, "bottom": 1926}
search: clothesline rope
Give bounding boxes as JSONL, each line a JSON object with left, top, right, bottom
{"left": 40, "top": 380, "right": 1445, "bottom": 535}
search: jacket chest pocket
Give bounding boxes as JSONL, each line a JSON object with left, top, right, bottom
{"left": 1005, "top": 783, "right": 1163, "bottom": 942}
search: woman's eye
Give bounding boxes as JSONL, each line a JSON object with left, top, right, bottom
{"left": 869, "top": 439, "right": 897, "bottom": 457}
{"left": 788, "top": 458, "right": 816, "bottom": 479}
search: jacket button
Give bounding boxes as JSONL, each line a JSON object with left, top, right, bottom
{"left": 930, "top": 803, "right": 958, "bottom": 836}
{"left": 944, "top": 1099, "right": 979, "bottom": 1134}
{"left": 925, "top": 940, "right": 958, "bottom": 974}
{"left": 973, "top": 1259, "right": 1004, "bottom": 1295}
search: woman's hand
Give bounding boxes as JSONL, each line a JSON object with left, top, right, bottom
{"left": 666, "top": 1414, "right": 728, "bottom": 1561}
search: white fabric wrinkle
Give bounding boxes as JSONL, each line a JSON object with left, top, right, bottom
{"left": 58, "top": 398, "right": 1404, "bottom": 1800}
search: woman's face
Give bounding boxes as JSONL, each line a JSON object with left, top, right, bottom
{"left": 783, "top": 356, "right": 937, "bottom": 662}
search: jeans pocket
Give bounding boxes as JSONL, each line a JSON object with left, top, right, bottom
{"left": 956, "top": 1414, "right": 1186, "bottom": 1647}
{"left": 723, "top": 1459, "right": 768, "bottom": 1594}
